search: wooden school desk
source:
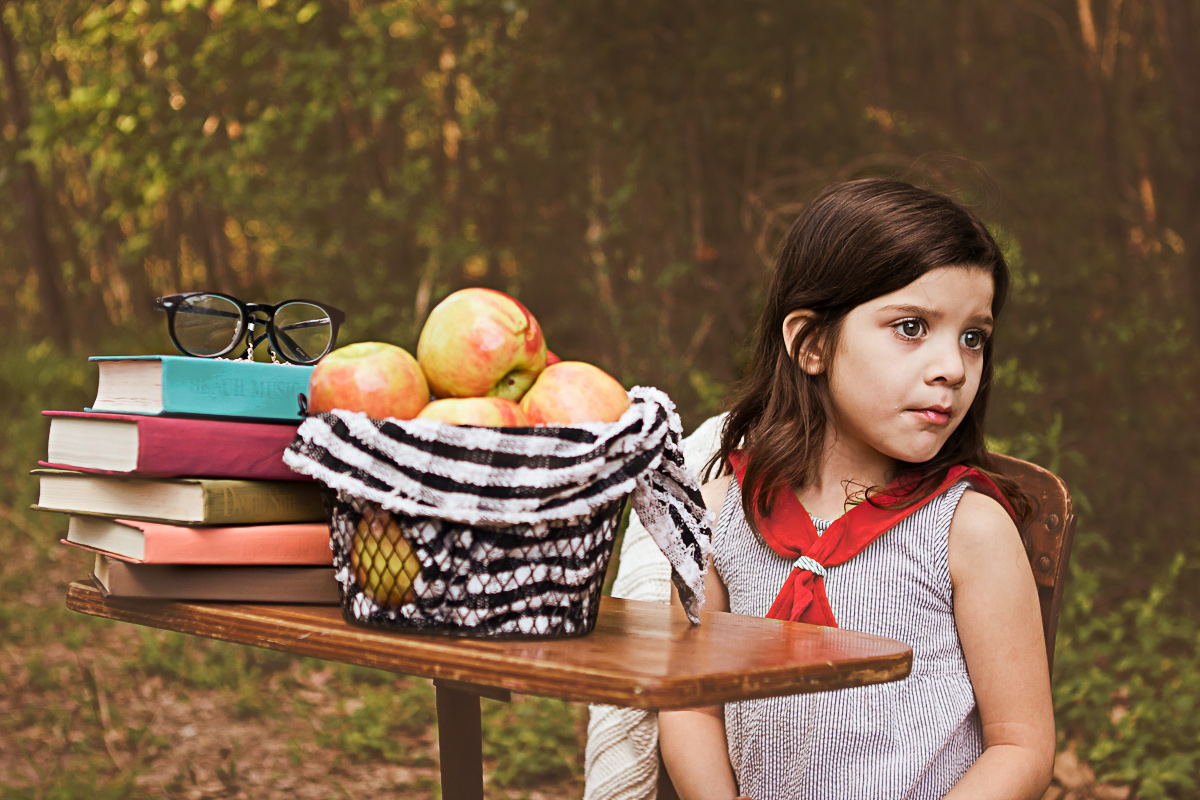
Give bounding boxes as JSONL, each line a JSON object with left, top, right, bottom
{"left": 66, "top": 580, "right": 913, "bottom": 800}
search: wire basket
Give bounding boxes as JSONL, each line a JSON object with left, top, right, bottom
{"left": 284, "top": 387, "right": 713, "bottom": 639}
{"left": 322, "top": 488, "right": 626, "bottom": 638}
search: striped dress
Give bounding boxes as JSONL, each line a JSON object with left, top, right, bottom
{"left": 714, "top": 478, "right": 982, "bottom": 800}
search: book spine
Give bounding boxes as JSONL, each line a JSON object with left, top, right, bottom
{"left": 137, "top": 417, "right": 307, "bottom": 481}
{"left": 201, "top": 480, "right": 325, "bottom": 524}
{"left": 160, "top": 359, "right": 313, "bottom": 421}
{"left": 141, "top": 524, "right": 332, "bottom": 565}
{"left": 97, "top": 558, "right": 340, "bottom": 603}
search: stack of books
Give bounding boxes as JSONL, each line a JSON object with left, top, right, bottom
{"left": 35, "top": 355, "right": 339, "bottom": 604}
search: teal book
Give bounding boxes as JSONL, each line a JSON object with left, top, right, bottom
{"left": 87, "top": 355, "right": 313, "bottom": 422}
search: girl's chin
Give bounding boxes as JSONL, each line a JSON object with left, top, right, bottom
{"left": 884, "top": 440, "right": 951, "bottom": 466}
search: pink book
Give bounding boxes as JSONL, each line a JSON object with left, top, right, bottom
{"left": 61, "top": 516, "right": 332, "bottom": 565}
{"left": 41, "top": 410, "right": 310, "bottom": 481}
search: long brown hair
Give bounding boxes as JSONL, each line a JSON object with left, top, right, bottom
{"left": 715, "top": 178, "right": 1030, "bottom": 524}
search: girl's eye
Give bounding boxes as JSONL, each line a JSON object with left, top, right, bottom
{"left": 895, "top": 319, "right": 926, "bottom": 339}
{"left": 961, "top": 330, "right": 988, "bottom": 350}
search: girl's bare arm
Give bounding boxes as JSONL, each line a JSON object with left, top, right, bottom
{"left": 946, "top": 490, "right": 1056, "bottom": 799}
{"left": 658, "top": 475, "right": 743, "bottom": 800}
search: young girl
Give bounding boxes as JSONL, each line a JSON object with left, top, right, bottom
{"left": 659, "top": 179, "right": 1055, "bottom": 800}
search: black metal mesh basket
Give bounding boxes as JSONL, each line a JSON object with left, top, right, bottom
{"left": 323, "top": 488, "right": 626, "bottom": 638}
{"left": 284, "top": 387, "right": 712, "bottom": 639}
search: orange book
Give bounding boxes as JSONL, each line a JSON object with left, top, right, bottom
{"left": 61, "top": 515, "right": 332, "bottom": 565}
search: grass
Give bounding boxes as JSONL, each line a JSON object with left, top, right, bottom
{"left": 3, "top": 582, "right": 589, "bottom": 799}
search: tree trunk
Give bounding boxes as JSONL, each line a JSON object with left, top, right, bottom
{"left": 0, "top": 2, "right": 70, "bottom": 346}
{"left": 1157, "top": 0, "right": 1200, "bottom": 317}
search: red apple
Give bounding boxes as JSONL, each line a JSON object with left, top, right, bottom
{"left": 307, "top": 342, "right": 430, "bottom": 420}
{"left": 416, "top": 397, "right": 530, "bottom": 427}
{"left": 520, "top": 361, "right": 630, "bottom": 425}
{"left": 546, "top": 350, "right": 562, "bottom": 365}
{"left": 416, "top": 288, "right": 547, "bottom": 400}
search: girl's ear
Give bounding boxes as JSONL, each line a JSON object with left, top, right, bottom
{"left": 782, "top": 310, "right": 825, "bottom": 375}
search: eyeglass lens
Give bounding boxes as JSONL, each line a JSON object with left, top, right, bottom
{"left": 271, "top": 301, "right": 335, "bottom": 363}
{"left": 173, "top": 294, "right": 244, "bottom": 357}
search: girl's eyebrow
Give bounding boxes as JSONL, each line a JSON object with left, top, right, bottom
{"left": 880, "top": 304, "right": 995, "bottom": 328}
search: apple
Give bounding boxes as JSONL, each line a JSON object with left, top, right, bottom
{"left": 546, "top": 350, "right": 562, "bottom": 365}
{"left": 416, "top": 396, "right": 530, "bottom": 426}
{"left": 350, "top": 507, "right": 420, "bottom": 608}
{"left": 307, "top": 342, "right": 430, "bottom": 420}
{"left": 520, "top": 361, "right": 630, "bottom": 425}
{"left": 417, "top": 288, "right": 547, "bottom": 401}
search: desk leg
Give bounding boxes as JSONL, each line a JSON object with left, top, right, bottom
{"left": 435, "top": 684, "right": 484, "bottom": 800}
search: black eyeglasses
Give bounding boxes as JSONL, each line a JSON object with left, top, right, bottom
{"left": 155, "top": 292, "right": 345, "bottom": 365}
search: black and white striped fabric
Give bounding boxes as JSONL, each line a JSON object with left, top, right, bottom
{"left": 284, "top": 386, "right": 711, "bottom": 634}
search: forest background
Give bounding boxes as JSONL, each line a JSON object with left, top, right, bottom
{"left": 1, "top": 1, "right": 1197, "bottom": 799}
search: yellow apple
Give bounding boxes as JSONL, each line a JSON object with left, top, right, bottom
{"left": 349, "top": 507, "right": 420, "bottom": 607}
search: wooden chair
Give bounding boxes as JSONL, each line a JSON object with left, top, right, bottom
{"left": 989, "top": 452, "right": 1077, "bottom": 677}
{"left": 656, "top": 453, "right": 1076, "bottom": 800}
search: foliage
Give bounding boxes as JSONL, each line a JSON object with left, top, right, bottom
{"left": 1054, "top": 551, "right": 1200, "bottom": 799}
{"left": 5, "top": 0, "right": 1194, "bottom": 575}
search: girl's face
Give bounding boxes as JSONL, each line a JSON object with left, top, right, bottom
{"left": 822, "top": 266, "right": 995, "bottom": 476}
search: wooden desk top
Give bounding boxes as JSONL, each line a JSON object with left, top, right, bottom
{"left": 66, "top": 580, "right": 911, "bottom": 708}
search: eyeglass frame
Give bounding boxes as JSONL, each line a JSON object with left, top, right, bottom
{"left": 154, "top": 292, "right": 346, "bottom": 365}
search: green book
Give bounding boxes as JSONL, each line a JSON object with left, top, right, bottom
{"left": 34, "top": 469, "right": 326, "bottom": 525}
{"left": 87, "top": 355, "right": 313, "bottom": 422}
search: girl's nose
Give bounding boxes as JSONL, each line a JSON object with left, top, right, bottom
{"left": 926, "top": 339, "right": 967, "bottom": 386}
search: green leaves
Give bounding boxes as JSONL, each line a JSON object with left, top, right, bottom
{"left": 1054, "top": 554, "right": 1200, "bottom": 799}
{"left": 294, "top": 2, "right": 318, "bottom": 24}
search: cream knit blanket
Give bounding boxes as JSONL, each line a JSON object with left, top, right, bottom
{"left": 584, "top": 413, "right": 726, "bottom": 800}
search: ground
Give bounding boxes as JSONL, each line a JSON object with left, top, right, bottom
{"left": 2, "top": 540, "right": 586, "bottom": 799}
{"left": 2, "top": 535, "right": 1128, "bottom": 800}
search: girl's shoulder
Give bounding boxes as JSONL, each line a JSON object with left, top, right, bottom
{"left": 700, "top": 473, "right": 734, "bottom": 519}
{"left": 947, "top": 486, "right": 1026, "bottom": 586}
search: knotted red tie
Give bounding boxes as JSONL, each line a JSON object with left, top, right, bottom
{"left": 729, "top": 452, "right": 1016, "bottom": 627}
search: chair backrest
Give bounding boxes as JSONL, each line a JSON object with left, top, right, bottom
{"left": 988, "top": 453, "right": 1077, "bottom": 676}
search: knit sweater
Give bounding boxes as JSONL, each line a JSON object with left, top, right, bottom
{"left": 583, "top": 413, "right": 726, "bottom": 800}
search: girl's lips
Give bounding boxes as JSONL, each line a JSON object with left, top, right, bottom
{"left": 911, "top": 407, "right": 952, "bottom": 425}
